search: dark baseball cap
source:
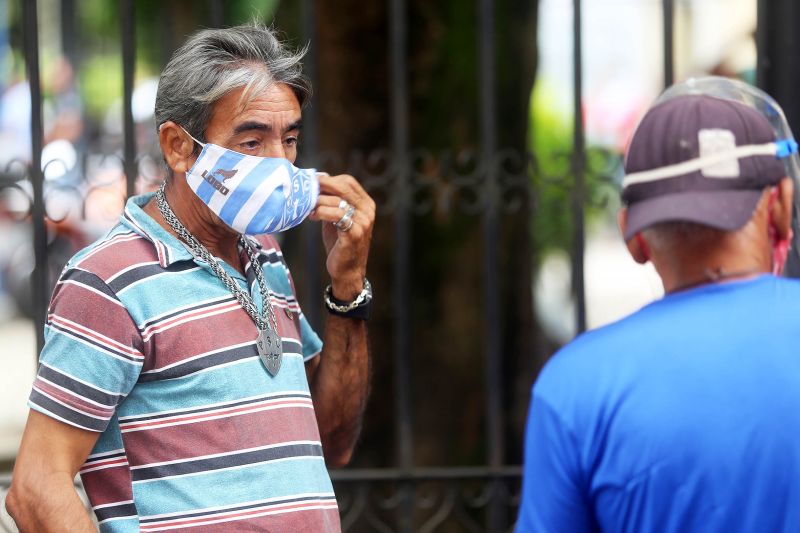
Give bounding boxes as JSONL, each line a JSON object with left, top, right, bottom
{"left": 621, "top": 94, "right": 788, "bottom": 240}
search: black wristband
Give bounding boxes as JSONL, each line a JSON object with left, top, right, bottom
{"left": 325, "top": 299, "right": 372, "bottom": 320}
{"left": 323, "top": 279, "right": 372, "bottom": 321}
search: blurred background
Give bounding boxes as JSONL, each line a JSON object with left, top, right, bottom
{"left": 0, "top": 0, "right": 797, "bottom": 531}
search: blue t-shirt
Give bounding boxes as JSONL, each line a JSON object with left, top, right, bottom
{"left": 517, "top": 276, "right": 800, "bottom": 533}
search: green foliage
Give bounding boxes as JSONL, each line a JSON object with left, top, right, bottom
{"left": 69, "top": 0, "right": 283, "bottom": 121}
{"left": 528, "top": 79, "right": 622, "bottom": 261}
{"left": 79, "top": 54, "right": 121, "bottom": 119}
{"left": 227, "top": 0, "right": 280, "bottom": 25}
{"left": 78, "top": 0, "right": 118, "bottom": 34}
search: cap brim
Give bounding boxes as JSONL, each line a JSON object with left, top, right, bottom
{"left": 624, "top": 189, "right": 764, "bottom": 241}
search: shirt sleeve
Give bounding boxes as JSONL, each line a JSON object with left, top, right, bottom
{"left": 28, "top": 267, "right": 144, "bottom": 432}
{"left": 299, "top": 313, "right": 323, "bottom": 362}
{"left": 516, "top": 394, "right": 594, "bottom": 533}
{"left": 285, "top": 271, "right": 322, "bottom": 361}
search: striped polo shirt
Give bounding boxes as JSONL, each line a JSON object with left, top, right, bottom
{"left": 28, "top": 193, "right": 341, "bottom": 532}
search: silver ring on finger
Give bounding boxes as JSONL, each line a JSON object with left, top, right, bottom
{"left": 338, "top": 199, "right": 349, "bottom": 211}
{"left": 334, "top": 205, "right": 356, "bottom": 231}
{"left": 338, "top": 217, "right": 355, "bottom": 232}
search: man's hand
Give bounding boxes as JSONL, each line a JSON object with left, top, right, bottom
{"left": 306, "top": 173, "right": 375, "bottom": 467}
{"left": 6, "top": 411, "right": 98, "bottom": 532}
{"left": 309, "top": 174, "right": 376, "bottom": 300}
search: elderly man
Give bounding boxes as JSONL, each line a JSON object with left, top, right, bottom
{"left": 7, "top": 24, "right": 374, "bottom": 532}
{"left": 516, "top": 77, "right": 800, "bottom": 532}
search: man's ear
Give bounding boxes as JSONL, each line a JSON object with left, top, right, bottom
{"left": 618, "top": 208, "right": 649, "bottom": 264}
{"left": 771, "top": 176, "right": 795, "bottom": 240}
{"left": 158, "top": 121, "right": 196, "bottom": 175}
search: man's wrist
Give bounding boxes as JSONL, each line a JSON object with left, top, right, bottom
{"left": 331, "top": 276, "right": 365, "bottom": 301}
{"left": 324, "top": 278, "right": 372, "bottom": 321}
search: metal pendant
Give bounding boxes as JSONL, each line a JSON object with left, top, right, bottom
{"left": 256, "top": 328, "right": 282, "bottom": 376}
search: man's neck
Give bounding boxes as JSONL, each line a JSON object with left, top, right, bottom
{"left": 654, "top": 233, "right": 771, "bottom": 294}
{"left": 665, "top": 265, "right": 765, "bottom": 293}
{"left": 143, "top": 177, "right": 244, "bottom": 274}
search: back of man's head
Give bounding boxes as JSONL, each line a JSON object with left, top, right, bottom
{"left": 619, "top": 77, "right": 798, "bottom": 284}
{"left": 622, "top": 93, "right": 786, "bottom": 240}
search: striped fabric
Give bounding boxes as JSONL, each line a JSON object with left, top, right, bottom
{"left": 28, "top": 193, "right": 340, "bottom": 532}
{"left": 186, "top": 142, "right": 320, "bottom": 235}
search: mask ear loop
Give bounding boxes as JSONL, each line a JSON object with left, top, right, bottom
{"left": 635, "top": 233, "right": 651, "bottom": 263}
{"left": 158, "top": 123, "right": 206, "bottom": 149}
{"left": 180, "top": 127, "right": 206, "bottom": 148}
{"left": 767, "top": 186, "right": 793, "bottom": 275}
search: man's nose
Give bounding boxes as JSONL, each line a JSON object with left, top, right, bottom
{"left": 263, "top": 141, "right": 287, "bottom": 159}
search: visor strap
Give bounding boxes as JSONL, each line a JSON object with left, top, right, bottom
{"left": 623, "top": 142, "right": 784, "bottom": 188}
{"left": 776, "top": 139, "right": 798, "bottom": 158}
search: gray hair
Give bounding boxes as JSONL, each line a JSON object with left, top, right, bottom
{"left": 642, "top": 221, "right": 727, "bottom": 252}
{"left": 154, "top": 23, "right": 311, "bottom": 146}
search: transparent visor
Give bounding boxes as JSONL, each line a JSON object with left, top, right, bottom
{"left": 655, "top": 76, "right": 800, "bottom": 184}
{"left": 654, "top": 76, "right": 800, "bottom": 275}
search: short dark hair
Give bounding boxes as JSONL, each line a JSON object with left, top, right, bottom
{"left": 642, "top": 221, "right": 728, "bottom": 252}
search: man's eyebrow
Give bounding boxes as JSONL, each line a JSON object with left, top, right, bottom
{"left": 232, "top": 121, "right": 271, "bottom": 135}
{"left": 285, "top": 119, "right": 303, "bottom": 133}
{"left": 232, "top": 119, "right": 303, "bottom": 136}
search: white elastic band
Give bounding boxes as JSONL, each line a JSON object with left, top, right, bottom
{"left": 157, "top": 123, "right": 207, "bottom": 147}
{"left": 622, "top": 142, "right": 779, "bottom": 188}
{"left": 180, "top": 126, "right": 206, "bottom": 147}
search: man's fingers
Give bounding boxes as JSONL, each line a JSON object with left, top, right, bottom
{"left": 309, "top": 205, "right": 343, "bottom": 222}
{"left": 318, "top": 174, "right": 372, "bottom": 208}
{"left": 315, "top": 195, "right": 347, "bottom": 209}
{"left": 317, "top": 180, "right": 375, "bottom": 220}
{"left": 315, "top": 194, "right": 376, "bottom": 223}
{"left": 309, "top": 205, "right": 371, "bottom": 228}
{"left": 313, "top": 175, "right": 375, "bottom": 240}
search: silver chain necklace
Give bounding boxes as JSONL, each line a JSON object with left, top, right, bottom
{"left": 155, "top": 183, "right": 283, "bottom": 376}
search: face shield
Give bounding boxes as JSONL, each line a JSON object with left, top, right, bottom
{"left": 639, "top": 76, "right": 800, "bottom": 275}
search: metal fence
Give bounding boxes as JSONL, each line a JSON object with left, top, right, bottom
{"left": 0, "top": 0, "right": 780, "bottom": 531}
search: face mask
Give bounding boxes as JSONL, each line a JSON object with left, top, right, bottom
{"left": 181, "top": 129, "right": 319, "bottom": 235}
{"left": 767, "top": 186, "right": 793, "bottom": 275}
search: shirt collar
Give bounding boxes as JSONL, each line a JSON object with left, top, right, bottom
{"left": 119, "top": 192, "right": 265, "bottom": 268}
{"left": 120, "top": 192, "right": 193, "bottom": 268}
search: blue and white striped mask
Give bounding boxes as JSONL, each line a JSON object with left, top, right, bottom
{"left": 182, "top": 131, "right": 320, "bottom": 235}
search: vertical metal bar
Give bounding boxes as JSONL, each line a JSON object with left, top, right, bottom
{"left": 209, "top": 0, "right": 224, "bottom": 28}
{"left": 662, "top": 0, "right": 674, "bottom": 88}
{"left": 390, "top": 0, "right": 414, "bottom": 530}
{"left": 571, "top": 0, "right": 587, "bottom": 334}
{"left": 756, "top": 0, "right": 769, "bottom": 89}
{"left": 0, "top": 0, "right": 7, "bottom": 93}
{"left": 301, "top": 0, "right": 322, "bottom": 332}
{"left": 479, "top": 0, "right": 505, "bottom": 530}
{"left": 161, "top": 3, "right": 175, "bottom": 68}
{"left": 22, "top": 0, "right": 48, "bottom": 354}
{"left": 121, "top": 0, "right": 136, "bottom": 199}
{"left": 60, "top": 0, "right": 77, "bottom": 68}
{"left": 390, "top": 0, "right": 412, "bottom": 473}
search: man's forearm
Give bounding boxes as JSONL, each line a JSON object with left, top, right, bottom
{"left": 7, "top": 471, "right": 95, "bottom": 533}
{"left": 310, "top": 315, "right": 370, "bottom": 467}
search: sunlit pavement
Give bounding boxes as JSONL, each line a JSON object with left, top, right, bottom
{"left": 0, "top": 319, "right": 37, "bottom": 463}
{"left": 0, "top": 318, "right": 36, "bottom": 532}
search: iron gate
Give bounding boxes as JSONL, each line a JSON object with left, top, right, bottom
{"left": 1, "top": 0, "right": 784, "bottom": 531}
